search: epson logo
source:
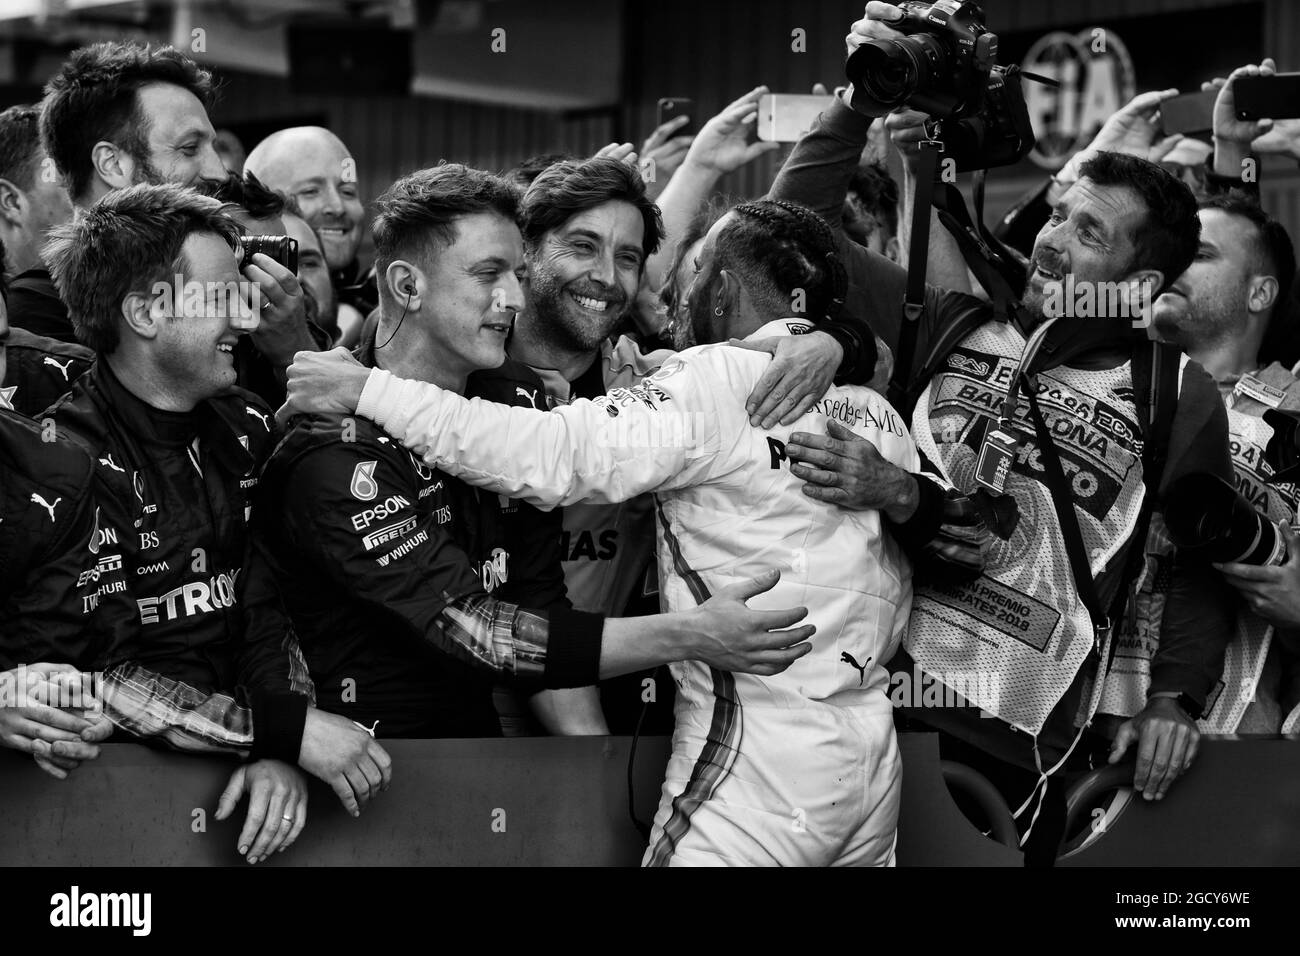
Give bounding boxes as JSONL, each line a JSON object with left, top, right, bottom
{"left": 351, "top": 495, "right": 412, "bottom": 531}
{"left": 363, "top": 516, "right": 419, "bottom": 551}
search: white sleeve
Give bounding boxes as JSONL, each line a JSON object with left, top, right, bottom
{"left": 357, "top": 356, "right": 725, "bottom": 509}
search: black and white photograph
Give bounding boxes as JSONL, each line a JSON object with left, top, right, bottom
{"left": 0, "top": 0, "right": 1297, "bottom": 933}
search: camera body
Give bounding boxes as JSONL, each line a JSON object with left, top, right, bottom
{"left": 844, "top": 0, "right": 1034, "bottom": 172}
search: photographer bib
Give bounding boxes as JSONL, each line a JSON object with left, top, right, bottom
{"left": 906, "top": 322, "right": 1145, "bottom": 735}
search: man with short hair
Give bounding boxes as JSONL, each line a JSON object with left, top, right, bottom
{"left": 1142, "top": 195, "right": 1299, "bottom": 733}
{"left": 258, "top": 164, "right": 813, "bottom": 742}
{"left": 280, "top": 195, "right": 920, "bottom": 866}
{"left": 39, "top": 183, "right": 392, "bottom": 859}
{"left": 0, "top": 105, "right": 73, "bottom": 281}
{"left": 17, "top": 41, "right": 227, "bottom": 344}
{"left": 766, "top": 5, "right": 1236, "bottom": 863}
{"left": 503, "top": 156, "right": 878, "bottom": 732}
{"left": 244, "top": 126, "right": 372, "bottom": 339}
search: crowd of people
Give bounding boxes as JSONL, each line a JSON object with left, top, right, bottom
{"left": 2, "top": 3, "right": 1298, "bottom": 868}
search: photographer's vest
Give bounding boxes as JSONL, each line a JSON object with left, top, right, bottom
{"left": 906, "top": 321, "right": 1148, "bottom": 736}
{"left": 1100, "top": 363, "right": 1300, "bottom": 732}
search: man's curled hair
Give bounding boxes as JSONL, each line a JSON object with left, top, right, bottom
{"left": 44, "top": 182, "right": 240, "bottom": 354}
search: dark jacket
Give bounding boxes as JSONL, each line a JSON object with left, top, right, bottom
{"left": 0, "top": 409, "right": 102, "bottom": 669}
{"left": 251, "top": 336, "right": 602, "bottom": 738}
{"left": 44, "top": 360, "right": 309, "bottom": 759}
{"left": 2, "top": 327, "right": 94, "bottom": 418}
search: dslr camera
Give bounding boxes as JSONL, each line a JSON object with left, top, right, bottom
{"left": 844, "top": 0, "right": 1035, "bottom": 171}
{"left": 238, "top": 235, "right": 299, "bottom": 274}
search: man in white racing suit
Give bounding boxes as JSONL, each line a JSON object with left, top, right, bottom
{"left": 280, "top": 198, "right": 920, "bottom": 866}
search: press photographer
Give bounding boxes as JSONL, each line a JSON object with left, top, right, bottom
{"left": 776, "top": 0, "right": 1235, "bottom": 864}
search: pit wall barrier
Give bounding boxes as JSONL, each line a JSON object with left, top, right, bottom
{"left": 1, "top": 734, "right": 1295, "bottom": 866}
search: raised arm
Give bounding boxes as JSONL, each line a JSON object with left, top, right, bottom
{"left": 356, "top": 357, "right": 725, "bottom": 510}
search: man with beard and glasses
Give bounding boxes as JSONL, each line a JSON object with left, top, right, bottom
{"left": 245, "top": 127, "right": 371, "bottom": 344}
{"left": 487, "top": 156, "right": 878, "bottom": 734}
{"left": 762, "top": 2, "right": 1236, "bottom": 866}
{"left": 279, "top": 197, "right": 921, "bottom": 866}
{"left": 26, "top": 41, "right": 226, "bottom": 343}
{"left": 1142, "top": 195, "right": 1300, "bottom": 735}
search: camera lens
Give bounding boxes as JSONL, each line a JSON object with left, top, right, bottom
{"left": 846, "top": 35, "right": 947, "bottom": 111}
{"left": 1164, "top": 472, "right": 1287, "bottom": 566}
{"left": 238, "top": 235, "right": 299, "bottom": 274}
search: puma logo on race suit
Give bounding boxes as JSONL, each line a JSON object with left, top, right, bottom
{"left": 840, "top": 651, "right": 873, "bottom": 686}
{"left": 43, "top": 356, "right": 74, "bottom": 380}
{"left": 31, "top": 493, "right": 62, "bottom": 522}
{"left": 515, "top": 386, "right": 541, "bottom": 409}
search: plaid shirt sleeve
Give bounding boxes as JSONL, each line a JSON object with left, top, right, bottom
{"left": 428, "top": 594, "right": 602, "bottom": 689}
{"left": 100, "top": 662, "right": 255, "bottom": 755}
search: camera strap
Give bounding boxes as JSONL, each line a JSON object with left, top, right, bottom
{"left": 1018, "top": 340, "right": 1180, "bottom": 659}
{"left": 1024, "top": 382, "right": 1109, "bottom": 656}
{"left": 890, "top": 139, "right": 944, "bottom": 411}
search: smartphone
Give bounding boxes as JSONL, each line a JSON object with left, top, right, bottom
{"left": 1159, "top": 89, "right": 1218, "bottom": 135}
{"left": 756, "top": 93, "right": 834, "bottom": 143}
{"left": 656, "top": 97, "right": 694, "bottom": 137}
{"left": 1234, "top": 73, "right": 1300, "bottom": 120}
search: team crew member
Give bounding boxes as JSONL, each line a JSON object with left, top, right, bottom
{"left": 0, "top": 240, "right": 92, "bottom": 418}
{"left": 0, "top": 405, "right": 114, "bottom": 781}
{"left": 284, "top": 199, "right": 920, "bottom": 867}
{"left": 258, "top": 166, "right": 816, "bottom": 741}
{"left": 40, "top": 184, "right": 393, "bottom": 856}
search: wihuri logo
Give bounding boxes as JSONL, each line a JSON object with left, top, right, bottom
{"left": 50, "top": 886, "right": 151, "bottom": 936}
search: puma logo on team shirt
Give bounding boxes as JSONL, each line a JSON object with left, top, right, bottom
{"left": 31, "top": 493, "right": 62, "bottom": 522}
{"left": 43, "top": 356, "right": 74, "bottom": 380}
{"left": 245, "top": 407, "right": 271, "bottom": 431}
{"left": 98, "top": 454, "right": 126, "bottom": 473}
{"left": 840, "top": 651, "right": 873, "bottom": 686}
{"left": 515, "top": 386, "right": 541, "bottom": 409}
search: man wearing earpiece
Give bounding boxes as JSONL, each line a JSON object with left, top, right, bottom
{"left": 279, "top": 194, "right": 924, "bottom": 866}
{"left": 253, "top": 164, "right": 817, "bottom": 743}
